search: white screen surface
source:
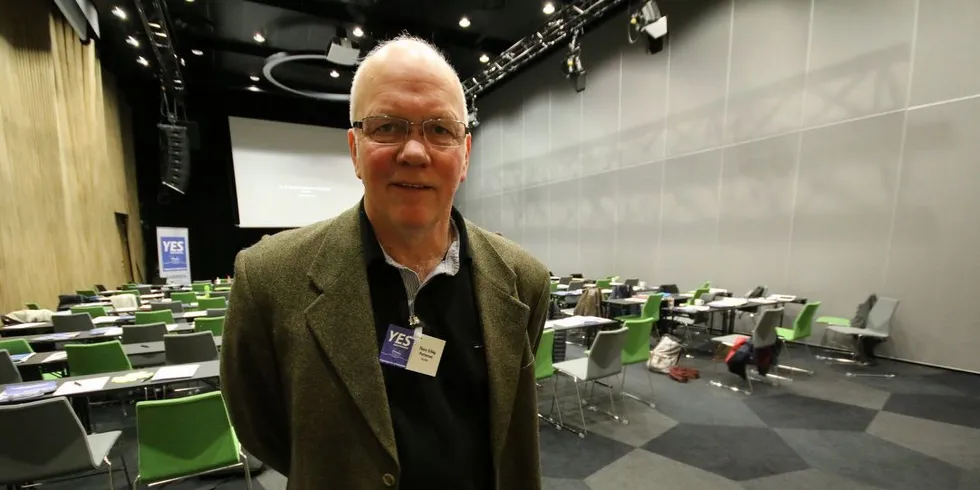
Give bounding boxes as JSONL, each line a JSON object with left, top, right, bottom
{"left": 229, "top": 117, "right": 363, "bottom": 228}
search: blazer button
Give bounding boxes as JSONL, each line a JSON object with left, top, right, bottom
{"left": 382, "top": 473, "right": 396, "bottom": 487}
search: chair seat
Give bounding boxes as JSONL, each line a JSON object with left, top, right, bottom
{"left": 85, "top": 431, "right": 122, "bottom": 468}
{"left": 553, "top": 358, "right": 590, "bottom": 380}
{"left": 775, "top": 327, "right": 809, "bottom": 341}
{"left": 817, "top": 316, "right": 851, "bottom": 326}
{"left": 827, "top": 325, "right": 889, "bottom": 338}
{"left": 711, "top": 334, "right": 749, "bottom": 347}
{"left": 615, "top": 314, "right": 640, "bottom": 322}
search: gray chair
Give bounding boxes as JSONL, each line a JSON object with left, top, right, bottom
{"left": 150, "top": 301, "right": 184, "bottom": 314}
{"left": 567, "top": 280, "right": 585, "bottom": 292}
{"left": 0, "top": 397, "right": 128, "bottom": 488}
{"left": 137, "top": 285, "right": 152, "bottom": 295}
{"left": 552, "top": 327, "right": 629, "bottom": 437}
{"left": 710, "top": 308, "right": 784, "bottom": 394}
{"left": 558, "top": 276, "right": 572, "bottom": 286}
{"left": 164, "top": 332, "right": 218, "bottom": 364}
{"left": 826, "top": 297, "right": 899, "bottom": 377}
{"left": 121, "top": 322, "right": 168, "bottom": 345}
{"left": 206, "top": 308, "right": 227, "bottom": 317}
{"left": 624, "top": 278, "right": 639, "bottom": 288}
{"left": 0, "top": 350, "right": 22, "bottom": 385}
{"left": 52, "top": 313, "right": 94, "bottom": 333}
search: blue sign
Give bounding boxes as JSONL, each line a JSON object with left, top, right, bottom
{"left": 160, "top": 236, "right": 188, "bottom": 272}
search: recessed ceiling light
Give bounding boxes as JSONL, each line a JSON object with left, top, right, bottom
{"left": 111, "top": 6, "right": 127, "bottom": 20}
{"left": 154, "top": 31, "right": 168, "bottom": 38}
{"left": 191, "top": 49, "right": 203, "bottom": 56}
{"left": 253, "top": 32, "right": 265, "bottom": 43}
{"left": 136, "top": 56, "right": 149, "bottom": 67}
{"left": 458, "top": 16, "right": 471, "bottom": 28}
{"left": 543, "top": 2, "right": 556, "bottom": 15}
{"left": 247, "top": 85, "right": 261, "bottom": 92}
{"left": 180, "top": 58, "right": 185, "bottom": 66}
{"left": 125, "top": 36, "right": 139, "bottom": 47}
{"left": 185, "top": 0, "right": 195, "bottom": 3}
{"left": 352, "top": 26, "right": 364, "bottom": 38}
{"left": 479, "top": 54, "right": 489, "bottom": 63}
{"left": 148, "top": 22, "right": 160, "bottom": 28}
{"left": 249, "top": 75, "right": 260, "bottom": 82}
{"left": 330, "top": 70, "right": 340, "bottom": 78}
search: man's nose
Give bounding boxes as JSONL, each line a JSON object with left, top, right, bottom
{"left": 398, "top": 133, "right": 430, "bottom": 166}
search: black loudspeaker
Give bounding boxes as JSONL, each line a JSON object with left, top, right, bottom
{"left": 159, "top": 124, "right": 190, "bottom": 194}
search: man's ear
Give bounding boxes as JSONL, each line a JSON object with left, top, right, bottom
{"left": 460, "top": 132, "right": 471, "bottom": 183}
{"left": 348, "top": 128, "right": 362, "bottom": 179}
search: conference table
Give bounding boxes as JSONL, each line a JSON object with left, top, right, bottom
{"left": 1, "top": 311, "right": 206, "bottom": 338}
{"left": 14, "top": 323, "right": 195, "bottom": 348}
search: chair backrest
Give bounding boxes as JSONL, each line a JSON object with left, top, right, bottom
{"left": 164, "top": 332, "right": 218, "bottom": 364}
{"left": 659, "top": 284, "right": 679, "bottom": 294}
{"left": 621, "top": 319, "right": 654, "bottom": 365}
{"left": 150, "top": 301, "right": 184, "bottom": 314}
{"left": 558, "top": 276, "right": 572, "bottom": 286}
{"left": 95, "top": 284, "right": 107, "bottom": 292}
{"left": 0, "top": 397, "right": 96, "bottom": 483}
{"left": 170, "top": 292, "right": 197, "bottom": 304}
{"left": 122, "top": 323, "right": 168, "bottom": 345}
{"left": 567, "top": 280, "right": 585, "bottom": 292}
{"left": 208, "top": 290, "right": 231, "bottom": 300}
{"left": 25, "top": 303, "right": 40, "bottom": 310}
{"left": 136, "top": 391, "right": 241, "bottom": 483}
{"left": 135, "top": 310, "right": 175, "bottom": 326}
{"left": 534, "top": 329, "right": 555, "bottom": 380}
{"left": 751, "top": 308, "right": 784, "bottom": 348}
{"left": 641, "top": 294, "right": 664, "bottom": 321}
{"left": 191, "top": 283, "right": 210, "bottom": 294}
{"left": 866, "top": 297, "right": 899, "bottom": 336}
{"left": 197, "top": 297, "right": 227, "bottom": 310}
{"left": 137, "top": 285, "right": 152, "bottom": 295}
{"left": 746, "top": 286, "right": 766, "bottom": 299}
{"left": 585, "top": 327, "right": 628, "bottom": 379}
{"left": 206, "top": 308, "right": 227, "bottom": 318}
{"left": 549, "top": 282, "right": 559, "bottom": 292}
{"left": 0, "top": 350, "right": 23, "bottom": 385}
{"left": 194, "top": 316, "right": 225, "bottom": 337}
{"left": 70, "top": 305, "right": 107, "bottom": 318}
{"left": 66, "top": 341, "right": 132, "bottom": 375}
{"left": 75, "top": 289, "right": 97, "bottom": 297}
{"left": 699, "top": 281, "right": 711, "bottom": 289}
{"left": 595, "top": 279, "right": 612, "bottom": 289}
{"left": 625, "top": 279, "right": 639, "bottom": 287}
{"left": 110, "top": 293, "right": 139, "bottom": 310}
{"left": 52, "top": 313, "right": 95, "bottom": 333}
{"left": 0, "top": 339, "right": 33, "bottom": 356}
{"left": 570, "top": 273, "right": 584, "bottom": 279}
{"left": 692, "top": 287, "right": 710, "bottom": 301}
{"left": 792, "top": 302, "right": 821, "bottom": 338}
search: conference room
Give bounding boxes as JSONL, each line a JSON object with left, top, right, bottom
{"left": 2, "top": 0, "right": 979, "bottom": 489}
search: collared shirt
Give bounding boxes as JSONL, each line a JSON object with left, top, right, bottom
{"left": 359, "top": 202, "right": 493, "bottom": 490}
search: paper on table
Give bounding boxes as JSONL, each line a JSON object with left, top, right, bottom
{"left": 111, "top": 371, "right": 154, "bottom": 384}
{"left": 181, "top": 311, "right": 207, "bottom": 318}
{"left": 35, "top": 332, "right": 81, "bottom": 341}
{"left": 151, "top": 364, "right": 200, "bottom": 381}
{"left": 53, "top": 376, "right": 110, "bottom": 396}
{"left": 10, "top": 353, "right": 35, "bottom": 363}
{"left": 579, "top": 316, "right": 610, "bottom": 323}
{"left": 45, "top": 351, "right": 68, "bottom": 362}
{"left": 113, "top": 307, "right": 138, "bottom": 313}
{"left": 89, "top": 327, "right": 123, "bottom": 336}
{"left": 552, "top": 317, "right": 585, "bottom": 327}
{"left": 165, "top": 323, "right": 181, "bottom": 331}
{"left": 92, "top": 316, "right": 118, "bottom": 325}
{"left": 3, "top": 322, "right": 48, "bottom": 329}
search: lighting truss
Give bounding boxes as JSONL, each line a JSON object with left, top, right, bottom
{"left": 462, "top": 0, "right": 626, "bottom": 97}
{"left": 133, "top": 0, "right": 186, "bottom": 124}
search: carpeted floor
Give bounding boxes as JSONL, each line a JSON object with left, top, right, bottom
{"left": 56, "top": 342, "right": 979, "bottom": 490}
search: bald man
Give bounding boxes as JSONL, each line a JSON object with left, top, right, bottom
{"left": 221, "top": 36, "right": 551, "bottom": 490}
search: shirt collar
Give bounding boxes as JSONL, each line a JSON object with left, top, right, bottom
{"left": 359, "top": 200, "right": 471, "bottom": 268}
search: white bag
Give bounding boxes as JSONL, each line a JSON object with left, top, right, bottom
{"left": 647, "top": 335, "right": 683, "bottom": 373}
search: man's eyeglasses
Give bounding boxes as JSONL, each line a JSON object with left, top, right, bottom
{"left": 352, "top": 115, "right": 469, "bottom": 148}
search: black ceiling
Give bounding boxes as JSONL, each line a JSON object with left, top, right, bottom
{"left": 92, "top": 0, "right": 566, "bottom": 104}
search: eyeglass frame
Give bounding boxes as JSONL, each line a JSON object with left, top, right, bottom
{"left": 351, "top": 115, "right": 470, "bottom": 148}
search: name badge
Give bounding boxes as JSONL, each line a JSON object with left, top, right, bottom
{"left": 379, "top": 325, "right": 445, "bottom": 377}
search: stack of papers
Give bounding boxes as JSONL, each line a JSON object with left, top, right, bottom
{"left": 151, "top": 364, "right": 200, "bottom": 381}
{"left": 10, "top": 353, "right": 36, "bottom": 364}
{"left": 53, "top": 377, "right": 110, "bottom": 396}
{"left": 111, "top": 371, "right": 154, "bottom": 384}
{"left": 45, "top": 352, "right": 68, "bottom": 362}
{"left": 0, "top": 381, "right": 57, "bottom": 402}
{"left": 35, "top": 332, "right": 81, "bottom": 341}
{"left": 181, "top": 311, "right": 208, "bottom": 319}
{"left": 89, "top": 327, "right": 123, "bottom": 336}
{"left": 92, "top": 316, "right": 118, "bottom": 325}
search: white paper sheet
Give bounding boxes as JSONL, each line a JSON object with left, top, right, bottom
{"left": 92, "top": 316, "right": 118, "bottom": 325}
{"left": 579, "top": 316, "right": 610, "bottom": 323}
{"left": 151, "top": 364, "right": 200, "bottom": 381}
{"left": 97, "top": 327, "right": 124, "bottom": 336}
{"left": 552, "top": 317, "right": 585, "bottom": 328}
{"left": 2, "top": 322, "right": 48, "bottom": 329}
{"left": 45, "top": 351, "right": 68, "bottom": 362}
{"left": 53, "top": 376, "right": 110, "bottom": 396}
{"left": 165, "top": 323, "right": 181, "bottom": 331}
{"left": 181, "top": 311, "right": 208, "bottom": 319}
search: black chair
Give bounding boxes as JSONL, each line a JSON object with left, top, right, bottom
{"left": 624, "top": 278, "right": 639, "bottom": 287}
{"left": 0, "top": 350, "right": 22, "bottom": 385}
{"left": 206, "top": 308, "right": 227, "bottom": 317}
{"left": 659, "top": 284, "right": 680, "bottom": 294}
{"left": 164, "top": 332, "right": 218, "bottom": 364}
{"left": 52, "top": 313, "right": 94, "bottom": 333}
{"left": 150, "top": 301, "right": 184, "bottom": 314}
{"left": 570, "top": 273, "right": 584, "bottom": 279}
{"left": 95, "top": 284, "right": 107, "bottom": 292}
{"left": 121, "top": 323, "right": 168, "bottom": 345}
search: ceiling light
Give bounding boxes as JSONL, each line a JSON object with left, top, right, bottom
{"left": 458, "top": 16, "right": 471, "bottom": 28}
{"left": 330, "top": 70, "right": 340, "bottom": 78}
{"left": 191, "top": 49, "right": 203, "bottom": 56}
{"left": 479, "top": 54, "right": 489, "bottom": 63}
{"left": 136, "top": 56, "right": 149, "bottom": 67}
{"left": 125, "top": 36, "right": 139, "bottom": 47}
{"left": 253, "top": 32, "right": 265, "bottom": 43}
{"left": 180, "top": 58, "right": 185, "bottom": 66}
{"left": 352, "top": 26, "right": 364, "bottom": 38}
{"left": 111, "top": 6, "right": 127, "bottom": 19}
{"left": 247, "top": 85, "right": 261, "bottom": 92}
{"left": 186, "top": 0, "right": 194, "bottom": 2}
{"left": 543, "top": 2, "right": 556, "bottom": 15}
{"left": 148, "top": 22, "right": 160, "bottom": 28}
{"left": 154, "top": 31, "right": 168, "bottom": 38}
{"left": 249, "top": 75, "right": 260, "bottom": 82}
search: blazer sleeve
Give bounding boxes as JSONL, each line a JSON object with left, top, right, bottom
{"left": 220, "top": 251, "right": 291, "bottom": 474}
{"left": 527, "top": 274, "right": 551, "bottom": 354}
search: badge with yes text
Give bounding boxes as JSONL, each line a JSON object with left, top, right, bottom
{"left": 379, "top": 325, "right": 445, "bottom": 377}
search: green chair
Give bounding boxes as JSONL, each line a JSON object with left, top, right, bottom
{"left": 775, "top": 301, "right": 821, "bottom": 371}
{"left": 197, "top": 297, "right": 226, "bottom": 310}
{"left": 534, "top": 329, "right": 563, "bottom": 428}
{"left": 25, "top": 303, "right": 40, "bottom": 310}
{"left": 0, "top": 339, "right": 63, "bottom": 380}
{"left": 687, "top": 287, "right": 710, "bottom": 304}
{"left": 549, "top": 282, "right": 559, "bottom": 293}
{"left": 214, "top": 287, "right": 231, "bottom": 292}
{"left": 191, "top": 283, "right": 210, "bottom": 294}
{"left": 135, "top": 391, "right": 252, "bottom": 487}
{"left": 619, "top": 318, "right": 657, "bottom": 406}
{"left": 70, "top": 305, "right": 108, "bottom": 318}
{"left": 816, "top": 315, "right": 851, "bottom": 327}
{"left": 595, "top": 279, "right": 612, "bottom": 289}
{"left": 616, "top": 293, "right": 663, "bottom": 323}
{"left": 699, "top": 281, "right": 711, "bottom": 289}
{"left": 65, "top": 341, "right": 132, "bottom": 376}
{"left": 135, "top": 310, "right": 175, "bottom": 326}
{"left": 170, "top": 292, "right": 197, "bottom": 304}
{"left": 194, "top": 316, "right": 225, "bottom": 337}
{"left": 75, "top": 289, "right": 98, "bottom": 297}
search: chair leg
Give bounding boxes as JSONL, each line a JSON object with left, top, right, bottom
{"left": 104, "top": 457, "right": 113, "bottom": 490}
{"left": 551, "top": 376, "right": 564, "bottom": 427}
{"left": 242, "top": 452, "right": 254, "bottom": 490}
{"left": 572, "top": 378, "right": 587, "bottom": 438}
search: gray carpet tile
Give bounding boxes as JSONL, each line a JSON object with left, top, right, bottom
{"left": 743, "top": 393, "right": 879, "bottom": 431}
{"left": 649, "top": 375, "right": 768, "bottom": 428}
{"left": 740, "top": 468, "right": 883, "bottom": 490}
{"left": 538, "top": 420, "right": 634, "bottom": 480}
{"left": 926, "top": 370, "right": 980, "bottom": 398}
{"left": 867, "top": 411, "right": 980, "bottom": 471}
{"left": 883, "top": 393, "right": 980, "bottom": 429}
{"left": 585, "top": 449, "right": 743, "bottom": 490}
{"left": 842, "top": 372, "right": 966, "bottom": 396}
{"left": 585, "top": 396, "right": 678, "bottom": 447}
{"left": 756, "top": 373, "right": 891, "bottom": 410}
{"left": 542, "top": 477, "right": 592, "bottom": 490}
{"left": 958, "top": 470, "right": 980, "bottom": 490}
{"left": 777, "top": 429, "right": 967, "bottom": 490}
{"left": 642, "top": 424, "right": 809, "bottom": 481}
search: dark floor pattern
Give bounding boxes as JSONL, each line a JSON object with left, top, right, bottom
{"left": 58, "top": 343, "right": 979, "bottom": 490}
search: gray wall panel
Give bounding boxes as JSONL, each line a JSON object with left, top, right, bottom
{"left": 548, "top": 179, "right": 581, "bottom": 273}
{"left": 577, "top": 171, "right": 618, "bottom": 277}
{"left": 523, "top": 186, "right": 551, "bottom": 265}
{"left": 909, "top": 0, "right": 980, "bottom": 106}
{"left": 521, "top": 62, "right": 552, "bottom": 188}
{"left": 581, "top": 15, "right": 625, "bottom": 176}
{"left": 614, "top": 162, "right": 663, "bottom": 282}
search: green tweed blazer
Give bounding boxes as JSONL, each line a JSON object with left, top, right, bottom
{"left": 220, "top": 204, "right": 551, "bottom": 489}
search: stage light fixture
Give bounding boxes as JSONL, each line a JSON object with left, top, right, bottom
{"left": 543, "top": 2, "right": 556, "bottom": 14}
{"left": 253, "top": 32, "right": 266, "bottom": 43}
{"left": 352, "top": 26, "right": 364, "bottom": 37}
{"left": 247, "top": 85, "right": 261, "bottom": 92}
{"left": 111, "top": 6, "right": 126, "bottom": 19}
{"left": 250, "top": 75, "right": 260, "bottom": 82}
{"left": 459, "top": 16, "right": 471, "bottom": 28}
{"left": 137, "top": 56, "right": 149, "bottom": 67}
{"left": 561, "top": 29, "right": 586, "bottom": 93}
{"left": 630, "top": 0, "right": 668, "bottom": 54}
{"left": 479, "top": 54, "right": 489, "bottom": 63}
{"left": 191, "top": 49, "right": 203, "bottom": 56}
{"left": 125, "top": 36, "right": 139, "bottom": 47}
{"left": 330, "top": 70, "right": 340, "bottom": 78}
{"left": 467, "top": 98, "right": 480, "bottom": 128}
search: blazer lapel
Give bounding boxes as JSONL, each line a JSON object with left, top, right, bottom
{"left": 467, "top": 225, "right": 531, "bottom": 463}
{"left": 305, "top": 207, "right": 397, "bottom": 463}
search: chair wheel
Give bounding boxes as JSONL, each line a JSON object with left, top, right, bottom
{"left": 578, "top": 433, "right": 586, "bottom": 439}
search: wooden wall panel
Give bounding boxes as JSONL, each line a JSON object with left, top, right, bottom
{"left": 0, "top": 0, "right": 144, "bottom": 312}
